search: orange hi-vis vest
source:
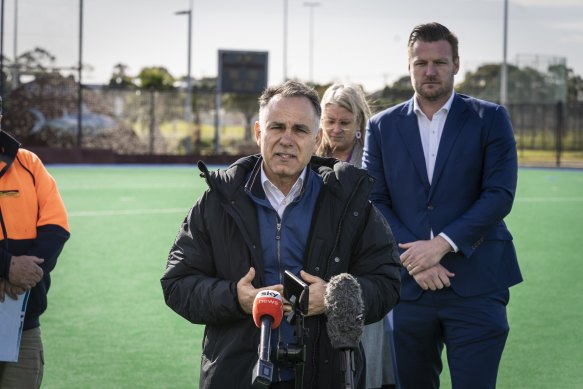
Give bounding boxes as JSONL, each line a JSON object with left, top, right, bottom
{"left": 0, "top": 148, "right": 70, "bottom": 241}
{"left": 0, "top": 130, "right": 70, "bottom": 330}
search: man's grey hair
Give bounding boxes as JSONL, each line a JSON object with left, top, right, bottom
{"left": 258, "top": 80, "right": 321, "bottom": 128}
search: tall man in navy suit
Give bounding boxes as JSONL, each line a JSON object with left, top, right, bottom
{"left": 362, "top": 22, "right": 522, "bottom": 389}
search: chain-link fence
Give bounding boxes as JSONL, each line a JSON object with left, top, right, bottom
{"left": 1, "top": 73, "right": 259, "bottom": 158}
{"left": 508, "top": 101, "right": 583, "bottom": 167}
{"left": 2, "top": 74, "right": 582, "bottom": 166}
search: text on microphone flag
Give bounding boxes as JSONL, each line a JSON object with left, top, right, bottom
{"left": 252, "top": 290, "right": 284, "bottom": 329}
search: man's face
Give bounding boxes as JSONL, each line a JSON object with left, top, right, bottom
{"left": 255, "top": 95, "right": 321, "bottom": 193}
{"left": 409, "top": 39, "right": 459, "bottom": 103}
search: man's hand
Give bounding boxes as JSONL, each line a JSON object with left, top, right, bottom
{"left": 399, "top": 236, "right": 452, "bottom": 276}
{"left": 236, "top": 267, "right": 284, "bottom": 314}
{"left": 0, "top": 278, "right": 26, "bottom": 302}
{"left": 300, "top": 270, "right": 327, "bottom": 316}
{"left": 412, "top": 264, "right": 455, "bottom": 291}
{"left": 8, "top": 255, "right": 44, "bottom": 289}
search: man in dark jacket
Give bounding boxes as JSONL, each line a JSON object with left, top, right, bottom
{"left": 161, "top": 80, "right": 401, "bottom": 389}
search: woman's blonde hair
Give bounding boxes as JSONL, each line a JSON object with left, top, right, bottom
{"left": 316, "top": 83, "right": 371, "bottom": 157}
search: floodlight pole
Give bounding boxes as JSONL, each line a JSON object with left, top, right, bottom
{"left": 77, "top": 0, "right": 83, "bottom": 148}
{"left": 175, "top": 1, "right": 193, "bottom": 123}
{"left": 0, "top": 0, "right": 4, "bottom": 98}
{"left": 214, "top": 52, "right": 222, "bottom": 155}
{"left": 283, "top": 0, "right": 288, "bottom": 81}
{"left": 500, "top": 0, "right": 508, "bottom": 105}
{"left": 303, "top": 2, "right": 320, "bottom": 84}
{"left": 11, "top": 0, "right": 17, "bottom": 89}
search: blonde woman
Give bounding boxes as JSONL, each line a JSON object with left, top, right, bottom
{"left": 317, "top": 83, "right": 395, "bottom": 389}
{"left": 316, "top": 83, "right": 370, "bottom": 167}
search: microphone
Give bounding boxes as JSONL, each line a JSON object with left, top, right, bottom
{"left": 324, "top": 273, "right": 364, "bottom": 389}
{"left": 251, "top": 290, "right": 284, "bottom": 389}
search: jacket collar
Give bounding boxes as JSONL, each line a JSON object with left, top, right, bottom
{"left": 430, "top": 94, "right": 469, "bottom": 193}
{"left": 397, "top": 94, "right": 469, "bottom": 193}
{"left": 397, "top": 100, "right": 430, "bottom": 190}
{"left": 0, "top": 130, "right": 21, "bottom": 178}
{"left": 199, "top": 154, "right": 370, "bottom": 203}
{"left": 198, "top": 154, "right": 260, "bottom": 201}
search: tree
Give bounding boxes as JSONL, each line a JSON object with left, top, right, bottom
{"left": 183, "top": 77, "right": 217, "bottom": 153}
{"left": 108, "top": 63, "right": 136, "bottom": 89}
{"left": 0, "top": 54, "right": 8, "bottom": 94}
{"left": 369, "top": 64, "right": 583, "bottom": 106}
{"left": 456, "top": 63, "right": 564, "bottom": 104}
{"left": 567, "top": 68, "right": 583, "bottom": 102}
{"left": 223, "top": 92, "right": 260, "bottom": 142}
{"left": 312, "top": 82, "right": 332, "bottom": 99}
{"left": 6, "top": 47, "right": 59, "bottom": 88}
{"left": 16, "top": 47, "right": 56, "bottom": 72}
{"left": 137, "top": 66, "right": 175, "bottom": 90}
{"left": 369, "top": 75, "right": 413, "bottom": 112}
{"left": 192, "top": 77, "right": 216, "bottom": 122}
{"left": 455, "top": 63, "right": 501, "bottom": 102}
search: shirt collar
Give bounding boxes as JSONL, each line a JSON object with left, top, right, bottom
{"left": 260, "top": 164, "right": 306, "bottom": 200}
{"left": 413, "top": 91, "right": 456, "bottom": 117}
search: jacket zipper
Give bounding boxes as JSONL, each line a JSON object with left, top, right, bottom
{"left": 275, "top": 215, "right": 283, "bottom": 382}
{"left": 276, "top": 216, "right": 282, "bottom": 285}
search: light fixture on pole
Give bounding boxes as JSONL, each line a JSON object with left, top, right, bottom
{"left": 500, "top": 0, "right": 508, "bottom": 105}
{"left": 303, "top": 2, "right": 320, "bottom": 84}
{"left": 283, "top": 0, "right": 288, "bottom": 82}
{"left": 77, "top": 0, "right": 83, "bottom": 148}
{"left": 12, "top": 0, "right": 18, "bottom": 89}
{"left": 0, "top": 0, "right": 4, "bottom": 97}
{"left": 175, "top": 1, "right": 193, "bottom": 123}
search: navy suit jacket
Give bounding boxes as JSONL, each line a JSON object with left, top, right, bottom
{"left": 363, "top": 93, "right": 522, "bottom": 300}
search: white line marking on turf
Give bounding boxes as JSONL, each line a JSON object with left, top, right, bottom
{"left": 70, "top": 197, "right": 583, "bottom": 217}
{"left": 69, "top": 208, "right": 187, "bottom": 217}
{"left": 516, "top": 197, "right": 583, "bottom": 202}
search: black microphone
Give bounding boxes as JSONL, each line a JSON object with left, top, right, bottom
{"left": 324, "top": 273, "right": 365, "bottom": 389}
{"left": 251, "top": 290, "right": 284, "bottom": 389}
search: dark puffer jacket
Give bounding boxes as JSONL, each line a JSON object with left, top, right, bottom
{"left": 161, "top": 155, "right": 400, "bottom": 389}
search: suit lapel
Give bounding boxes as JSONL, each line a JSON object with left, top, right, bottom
{"left": 430, "top": 95, "right": 469, "bottom": 196}
{"left": 397, "top": 100, "right": 431, "bottom": 190}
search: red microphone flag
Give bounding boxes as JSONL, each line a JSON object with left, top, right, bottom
{"left": 252, "top": 290, "right": 284, "bottom": 329}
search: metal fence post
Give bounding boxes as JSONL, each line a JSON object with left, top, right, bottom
{"left": 149, "top": 89, "right": 156, "bottom": 155}
{"left": 556, "top": 101, "right": 564, "bottom": 167}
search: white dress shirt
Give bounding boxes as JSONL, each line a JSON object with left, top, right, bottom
{"left": 413, "top": 92, "right": 458, "bottom": 252}
{"left": 261, "top": 165, "right": 306, "bottom": 219}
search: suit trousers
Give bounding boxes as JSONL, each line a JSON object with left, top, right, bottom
{"left": 393, "top": 288, "right": 510, "bottom": 389}
{"left": 0, "top": 327, "right": 44, "bottom": 389}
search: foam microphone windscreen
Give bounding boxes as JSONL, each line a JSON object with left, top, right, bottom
{"left": 324, "top": 273, "right": 364, "bottom": 350}
{"left": 252, "top": 290, "right": 284, "bottom": 329}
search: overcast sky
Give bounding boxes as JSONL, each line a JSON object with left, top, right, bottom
{"left": 2, "top": 0, "right": 583, "bottom": 92}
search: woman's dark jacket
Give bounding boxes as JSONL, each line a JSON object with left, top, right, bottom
{"left": 161, "top": 154, "right": 401, "bottom": 389}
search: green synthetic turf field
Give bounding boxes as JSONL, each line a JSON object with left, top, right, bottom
{"left": 38, "top": 166, "right": 583, "bottom": 389}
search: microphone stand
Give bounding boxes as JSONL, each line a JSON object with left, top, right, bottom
{"left": 293, "top": 312, "right": 306, "bottom": 389}
{"left": 276, "top": 297, "right": 307, "bottom": 389}
{"left": 252, "top": 316, "right": 275, "bottom": 389}
{"left": 340, "top": 349, "right": 355, "bottom": 389}
{"left": 279, "top": 273, "right": 309, "bottom": 389}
